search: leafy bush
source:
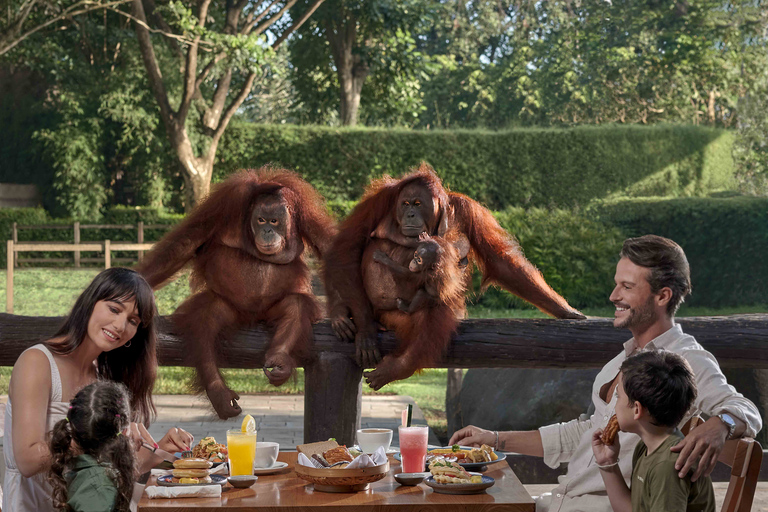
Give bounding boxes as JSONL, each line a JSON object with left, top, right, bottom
{"left": 590, "top": 196, "right": 768, "bottom": 308}
{"left": 218, "top": 123, "right": 736, "bottom": 208}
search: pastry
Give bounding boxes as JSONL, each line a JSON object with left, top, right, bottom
{"left": 601, "top": 415, "right": 620, "bottom": 445}
{"left": 323, "top": 446, "right": 353, "bottom": 465}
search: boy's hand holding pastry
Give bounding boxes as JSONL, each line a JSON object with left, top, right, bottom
{"left": 592, "top": 415, "right": 621, "bottom": 468}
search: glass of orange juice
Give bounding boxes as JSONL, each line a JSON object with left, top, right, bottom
{"left": 227, "top": 430, "right": 257, "bottom": 476}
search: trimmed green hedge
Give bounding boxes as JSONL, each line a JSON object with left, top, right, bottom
{"left": 590, "top": 196, "right": 768, "bottom": 308}
{"left": 217, "top": 123, "right": 736, "bottom": 209}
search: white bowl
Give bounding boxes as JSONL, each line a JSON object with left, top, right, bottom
{"left": 356, "top": 428, "right": 393, "bottom": 454}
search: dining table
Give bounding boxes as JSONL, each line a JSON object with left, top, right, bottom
{"left": 138, "top": 451, "right": 535, "bottom": 512}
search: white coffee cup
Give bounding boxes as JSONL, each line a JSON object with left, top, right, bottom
{"left": 356, "top": 428, "right": 393, "bottom": 454}
{"left": 254, "top": 441, "right": 280, "bottom": 469}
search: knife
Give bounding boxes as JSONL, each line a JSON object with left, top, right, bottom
{"left": 142, "top": 442, "right": 177, "bottom": 464}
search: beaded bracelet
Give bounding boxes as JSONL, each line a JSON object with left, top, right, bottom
{"left": 596, "top": 458, "right": 620, "bottom": 470}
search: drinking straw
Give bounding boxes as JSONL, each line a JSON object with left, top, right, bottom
{"left": 406, "top": 404, "right": 413, "bottom": 427}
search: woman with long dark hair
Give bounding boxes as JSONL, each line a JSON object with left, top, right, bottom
{"left": 3, "top": 268, "right": 193, "bottom": 512}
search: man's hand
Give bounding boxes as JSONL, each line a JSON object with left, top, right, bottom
{"left": 448, "top": 425, "right": 495, "bottom": 448}
{"left": 670, "top": 417, "right": 728, "bottom": 481}
{"left": 592, "top": 429, "right": 621, "bottom": 467}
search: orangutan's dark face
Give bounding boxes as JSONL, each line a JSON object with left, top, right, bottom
{"left": 397, "top": 184, "right": 437, "bottom": 237}
{"left": 251, "top": 195, "right": 289, "bottom": 255}
{"left": 409, "top": 241, "right": 440, "bottom": 272}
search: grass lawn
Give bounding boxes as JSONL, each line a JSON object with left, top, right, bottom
{"left": 2, "top": 268, "right": 766, "bottom": 441}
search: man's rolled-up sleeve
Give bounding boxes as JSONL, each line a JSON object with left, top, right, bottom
{"left": 684, "top": 347, "right": 762, "bottom": 438}
{"left": 539, "top": 414, "right": 594, "bottom": 468}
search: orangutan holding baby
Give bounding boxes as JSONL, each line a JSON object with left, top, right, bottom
{"left": 137, "top": 168, "right": 335, "bottom": 419}
{"left": 325, "top": 163, "right": 584, "bottom": 390}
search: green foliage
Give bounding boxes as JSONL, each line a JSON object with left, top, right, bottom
{"left": 218, "top": 123, "right": 737, "bottom": 207}
{"left": 590, "top": 196, "right": 768, "bottom": 308}
{"left": 471, "top": 208, "right": 625, "bottom": 310}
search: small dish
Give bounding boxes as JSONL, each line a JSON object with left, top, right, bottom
{"left": 253, "top": 461, "right": 290, "bottom": 475}
{"left": 227, "top": 475, "right": 258, "bottom": 488}
{"left": 394, "top": 472, "right": 428, "bottom": 486}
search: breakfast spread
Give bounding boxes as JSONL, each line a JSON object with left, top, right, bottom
{"left": 172, "top": 457, "right": 213, "bottom": 484}
{"left": 425, "top": 444, "right": 498, "bottom": 465}
{"left": 297, "top": 440, "right": 354, "bottom": 469}
{"left": 428, "top": 459, "right": 482, "bottom": 484}
{"left": 601, "top": 415, "right": 620, "bottom": 445}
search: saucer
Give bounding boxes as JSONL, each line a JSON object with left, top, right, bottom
{"left": 253, "top": 461, "right": 289, "bottom": 475}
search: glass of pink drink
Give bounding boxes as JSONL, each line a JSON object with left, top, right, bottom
{"left": 399, "top": 426, "right": 429, "bottom": 473}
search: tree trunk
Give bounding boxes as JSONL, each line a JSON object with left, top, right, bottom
{"left": 338, "top": 51, "right": 368, "bottom": 126}
{"left": 179, "top": 157, "right": 213, "bottom": 210}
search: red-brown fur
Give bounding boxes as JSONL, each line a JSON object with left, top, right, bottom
{"left": 325, "top": 162, "right": 583, "bottom": 390}
{"left": 138, "top": 168, "right": 336, "bottom": 418}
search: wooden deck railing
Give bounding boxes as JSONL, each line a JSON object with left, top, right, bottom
{"left": 2, "top": 313, "right": 767, "bottom": 445}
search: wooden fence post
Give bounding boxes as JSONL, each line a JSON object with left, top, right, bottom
{"left": 137, "top": 221, "right": 144, "bottom": 263}
{"left": 104, "top": 240, "right": 111, "bottom": 269}
{"left": 12, "top": 222, "right": 18, "bottom": 268}
{"left": 74, "top": 222, "right": 80, "bottom": 268}
{"left": 304, "top": 352, "right": 362, "bottom": 446}
{"left": 7, "top": 240, "right": 14, "bottom": 314}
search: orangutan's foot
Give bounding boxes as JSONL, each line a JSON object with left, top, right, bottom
{"left": 206, "top": 382, "right": 242, "bottom": 420}
{"left": 364, "top": 356, "right": 415, "bottom": 391}
{"left": 264, "top": 351, "right": 296, "bottom": 386}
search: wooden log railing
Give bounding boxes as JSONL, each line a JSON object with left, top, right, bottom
{"left": 2, "top": 313, "right": 767, "bottom": 445}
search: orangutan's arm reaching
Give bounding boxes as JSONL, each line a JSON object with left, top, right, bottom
{"left": 450, "top": 194, "right": 585, "bottom": 319}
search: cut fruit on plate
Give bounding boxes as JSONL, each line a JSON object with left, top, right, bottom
{"left": 241, "top": 414, "right": 256, "bottom": 434}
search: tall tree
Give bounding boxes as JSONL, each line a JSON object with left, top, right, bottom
{"left": 130, "top": 0, "right": 324, "bottom": 208}
{"left": 290, "top": 0, "right": 435, "bottom": 126}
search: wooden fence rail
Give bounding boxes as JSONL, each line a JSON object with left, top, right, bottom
{"left": 12, "top": 222, "right": 171, "bottom": 267}
{"left": 2, "top": 313, "right": 767, "bottom": 444}
{"left": 5, "top": 240, "right": 155, "bottom": 313}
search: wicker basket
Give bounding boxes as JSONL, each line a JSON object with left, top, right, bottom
{"left": 294, "top": 461, "right": 390, "bottom": 493}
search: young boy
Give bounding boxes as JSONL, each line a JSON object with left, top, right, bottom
{"left": 592, "top": 350, "right": 716, "bottom": 512}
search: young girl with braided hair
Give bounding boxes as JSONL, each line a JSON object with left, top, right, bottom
{"left": 48, "top": 381, "right": 136, "bottom": 512}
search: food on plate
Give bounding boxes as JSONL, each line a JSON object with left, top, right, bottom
{"left": 428, "top": 459, "right": 482, "bottom": 484}
{"left": 324, "top": 446, "right": 353, "bottom": 465}
{"left": 192, "top": 436, "right": 228, "bottom": 462}
{"left": 171, "top": 458, "right": 212, "bottom": 484}
{"left": 467, "top": 444, "right": 498, "bottom": 463}
{"left": 601, "top": 415, "right": 619, "bottom": 445}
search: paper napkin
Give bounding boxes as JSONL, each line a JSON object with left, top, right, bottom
{"left": 145, "top": 485, "right": 222, "bottom": 499}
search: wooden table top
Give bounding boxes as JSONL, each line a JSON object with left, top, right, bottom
{"left": 138, "top": 452, "right": 535, "bottom": 512}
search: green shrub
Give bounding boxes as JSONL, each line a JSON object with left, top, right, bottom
{"left": 590, "top": 196, "right": 768, "bottom": 308}
{"left": 217, "top": 123, "right": 736, "bottom": 209}
{"left": 471, "top": 208, "right": 625, "bottom": 310}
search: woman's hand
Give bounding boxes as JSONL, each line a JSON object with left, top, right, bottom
{"left": 127, "top": 424, "right": 193, "bottom": 473}
{"left": 157, "top": 427, "right": 194, "bottom": 454}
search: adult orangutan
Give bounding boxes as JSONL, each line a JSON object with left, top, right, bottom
{"left": 137, "top": 168, "right": 336, "bottom": 419}
{"left": 325, "top": 163, "right": 585, "bottom": 390}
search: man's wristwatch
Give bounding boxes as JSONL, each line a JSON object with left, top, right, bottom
{"left": 717, "top": 412, "right": 737, "bottom": 440}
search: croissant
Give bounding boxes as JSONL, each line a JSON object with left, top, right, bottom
{"left": 323, "top": 446, "right": 353, "bottom": 465}
{"left": 602, "top": 415, "right": 620, "bottom": 445}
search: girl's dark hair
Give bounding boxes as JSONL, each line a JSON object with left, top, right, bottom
{"left": 49, "top": 381, "right": 135, "bottom": 511}
{"left": 45, "top": 267, "right": 158, "bottom": 424}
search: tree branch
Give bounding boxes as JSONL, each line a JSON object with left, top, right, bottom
{"left": 252, "top": 0, "right": 297, "bottom": 36}
{"left": 241, "top": 0, "right": 280, "bottom": 34}
{"left": 178, "top": 0, "right": 214, "bottom": 123}
{"left": 273, "top": 0, "right": 324, "bottom": 48}
{"left": 0, "top": 0, "right": 129, "bottom": 56}
{"left": 211, "top": 70, "right": 257, "bottom": 145}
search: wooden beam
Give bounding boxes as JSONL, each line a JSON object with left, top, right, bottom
{"left": 1, "top": 314, "right": 767, "bottom": 369}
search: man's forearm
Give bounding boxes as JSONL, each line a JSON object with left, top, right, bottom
{"left": 498, "top": 430, "right": 544, "bottom": 457}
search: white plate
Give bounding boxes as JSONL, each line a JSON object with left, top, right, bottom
{"left": 252, "top": 461, "right": 289, "bottom": 475}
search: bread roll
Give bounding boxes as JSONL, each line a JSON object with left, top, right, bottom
{"left": 171, "top": 475, "right": 212, "bottom": 484}
{"left": 172, "top": 468, "right": 211, "bottom": 478}
{"left": 173, "top": 458, "right": 213, "bottom": 469}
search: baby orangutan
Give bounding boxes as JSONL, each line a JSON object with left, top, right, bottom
{"left": 372, "top": 233, "right": 467, "bottom": 313}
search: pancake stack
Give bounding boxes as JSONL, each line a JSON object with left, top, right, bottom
{"left": 172, "top": 458, "right": 213, "bottom": 484}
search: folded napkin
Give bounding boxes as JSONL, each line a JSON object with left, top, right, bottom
{"left": 150, "top": 463, "right": 227, "bottom": 478}
{"left": 298, "top": 446, "right": 387, "bottom": 468}
{"left": 145, "top": 485, "right": 222, "bottom": 499}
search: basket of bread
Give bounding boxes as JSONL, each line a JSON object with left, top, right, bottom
{"left": 294, "top": 439, "right": 389, "bottom": 492}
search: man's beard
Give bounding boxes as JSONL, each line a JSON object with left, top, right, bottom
{"left": 615, "top": 295, "right": 657, "bottom": 331}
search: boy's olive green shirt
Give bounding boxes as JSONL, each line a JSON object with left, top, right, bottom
{"left": 631, "top": 430, "right": 715, "bottom": 512}
{"left": 65, "top": 454, "right": 118, "bottom": 512}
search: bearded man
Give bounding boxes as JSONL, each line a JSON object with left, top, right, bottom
{"left": 450, "top": 235, "right": 762, "bottom": 512}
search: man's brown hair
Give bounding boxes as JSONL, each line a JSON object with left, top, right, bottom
{"left": 620, "top": 235, "right": 691, "bottom": 315}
